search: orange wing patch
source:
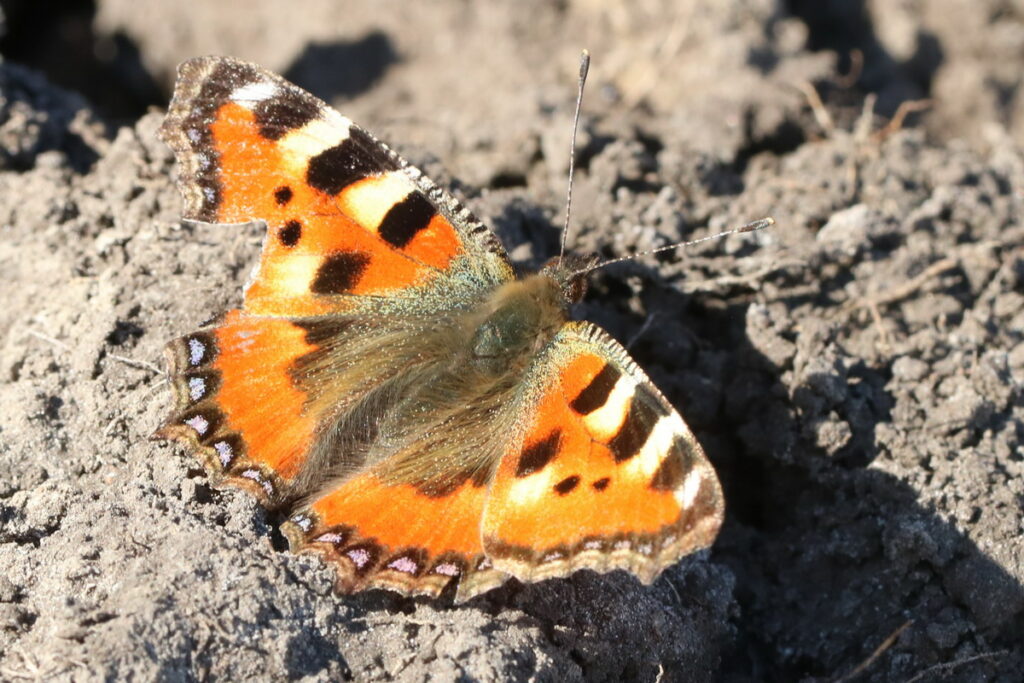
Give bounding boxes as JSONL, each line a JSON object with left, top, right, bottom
{"left": 283, "top": 473, "right": 506, "bottom": 599}
{"left": 155, "top": 310, "right": 320, "bottom": 505}
{"left": 337, "top": 174, "right": 463, "bottom": 271}
{"left": 207, "top": 103, "right": 457, "bottom": 314}
{"left": 482, "top": 326, "right": 724, "bottom": 585}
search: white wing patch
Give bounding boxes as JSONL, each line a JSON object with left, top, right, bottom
{"left": 231, "top": 80, "right": 279, "bottom": 104}
{"left": 622, "top": 413, "right": 680, "bottom": 481}
{"left": 277, "top": 115, "right": 354, "bottom": 174}
{"left": 581, "top": 373, "right": 636, "bottom": 440}
{"left": 676, "top": 466, "right": 704, "bottom": 508}
{"left": 339, "top": 172, "right": 417, "bottom": 233}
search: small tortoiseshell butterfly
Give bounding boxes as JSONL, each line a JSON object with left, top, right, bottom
{"left": 155, "top": 56, "right": 725, "bottom": 600}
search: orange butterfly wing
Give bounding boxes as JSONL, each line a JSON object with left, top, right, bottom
{"left": 154, "top": 313, "right": 350, "bottom": 503}
{"left": 159, "top": 56, "right": 513, "bottom": 317}
{"left": 282, "top": 473, "right": 507, "bottom": 599}
{"left": 481, "top": 322, "right": 725, "bottom": 586}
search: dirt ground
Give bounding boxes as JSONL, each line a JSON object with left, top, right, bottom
{"left": 1, "top": 1, "right": 1022, "bottom": 681}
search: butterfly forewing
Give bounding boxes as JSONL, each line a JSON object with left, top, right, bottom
{"left": 159, "top": 56, "right": 514, "bottom": 318}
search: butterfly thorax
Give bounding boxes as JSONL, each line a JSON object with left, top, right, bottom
{"left": 466, "top": 246, "right": 599, "bottom": 377}
{"left": 468, "top": 273, "right": 568, "bottom": 377}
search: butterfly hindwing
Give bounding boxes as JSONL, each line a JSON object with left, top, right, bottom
{"left": 282, "top": 471, "right": 508, "bottom": 599}
{"left": 276, "top": 314, "right": 523, "bottom": 599}
{"left": 159, "top": 56, "right": 514, "bottom": 318}
{"left": 481, "top": 322, "right": 725, "bottom": 585}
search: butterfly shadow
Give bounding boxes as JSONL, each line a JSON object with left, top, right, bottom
{"left": 0, "top": 1, "right": 163, "bottom": 133}
{"left": 282, "top": 32, "right": 399, "bottom": 105}
{"left": 784, "top": 0, "right": 943, "bottom": 120}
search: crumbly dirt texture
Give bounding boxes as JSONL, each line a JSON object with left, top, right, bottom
{"left": 1, "top": 1, "right": 1023, "bottom": 681}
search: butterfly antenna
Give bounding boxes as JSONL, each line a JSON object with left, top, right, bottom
{"left": 558, "top": 49, "right": 591, "bottom": 266}
{"left": 572, "top": 216, "right": 775, "bottom": 278}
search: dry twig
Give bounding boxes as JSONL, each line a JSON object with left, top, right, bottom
{"left": 832, "top": 620, "right": 912, "bottom": 683}
{"left": 108, "top": 353, "right": 163, "bottom": 375}
{"left": 873, "top": 99, "right": 932, "bottom": 142}
{"left": 27, "top": 328, "right": 70, "bottom": 352}
{"left": 903, "top": 649, "right": 1010, "bottom": 683}
{"left": 798, "top": 81, "right": 835, "bottom": 135}
{"left": 850, "top": 256, "right": 959, "bottom": 312}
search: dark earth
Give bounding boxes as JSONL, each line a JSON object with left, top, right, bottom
{"left": 1, "top": 1, "right": 1023, "bottom": 681}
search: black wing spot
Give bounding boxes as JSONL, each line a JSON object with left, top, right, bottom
{"left": 289, "top": 317, "right": 357, "bottom": 384}
{"left": 650, "top": 454, "right": 685, "bottom": 492}
{"left": 608, "top": 394, "right": 659, "bottom": 463}
{"left": 377, "top": 191, "right": 437, "bottom": 248}
{"left": 253, "top": 91, "right": 321, "bottom": 140}
{"left": 274, "top": 186, "right": 293, "bottom": 205}
{"left": 415, "top": 467, "right": 487, "bottom": 499}
{"left": 515, "top": 430, "right": 562, "bottom": 477}
{"left": 570, "top": 364, "right": 621, "bottom": 415}
{"left": 592, "top": 477, "right": 610, "bottom": 492}
{"left": 554, "top": 475, "right": 581, "bottom": 495}
{"left": 311, "top": 251, "right": 371, "bottom": 294}
{"left": 278, "top": 220, "right": 302, "bottom": 247}
{"left": 306, "top": 128, "right": 400, "bottom": 196}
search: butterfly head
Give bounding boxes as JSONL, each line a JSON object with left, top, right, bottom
{"left": 540, "top": 252, "right": 600, "bottom": 305}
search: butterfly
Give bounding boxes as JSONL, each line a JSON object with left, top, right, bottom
{"left": 154, "top": 56, "right": 725, "bottom": 601}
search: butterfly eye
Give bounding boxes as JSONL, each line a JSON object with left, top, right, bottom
{"left": 562, "top": 272, "right": 589, "bottom": 304}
